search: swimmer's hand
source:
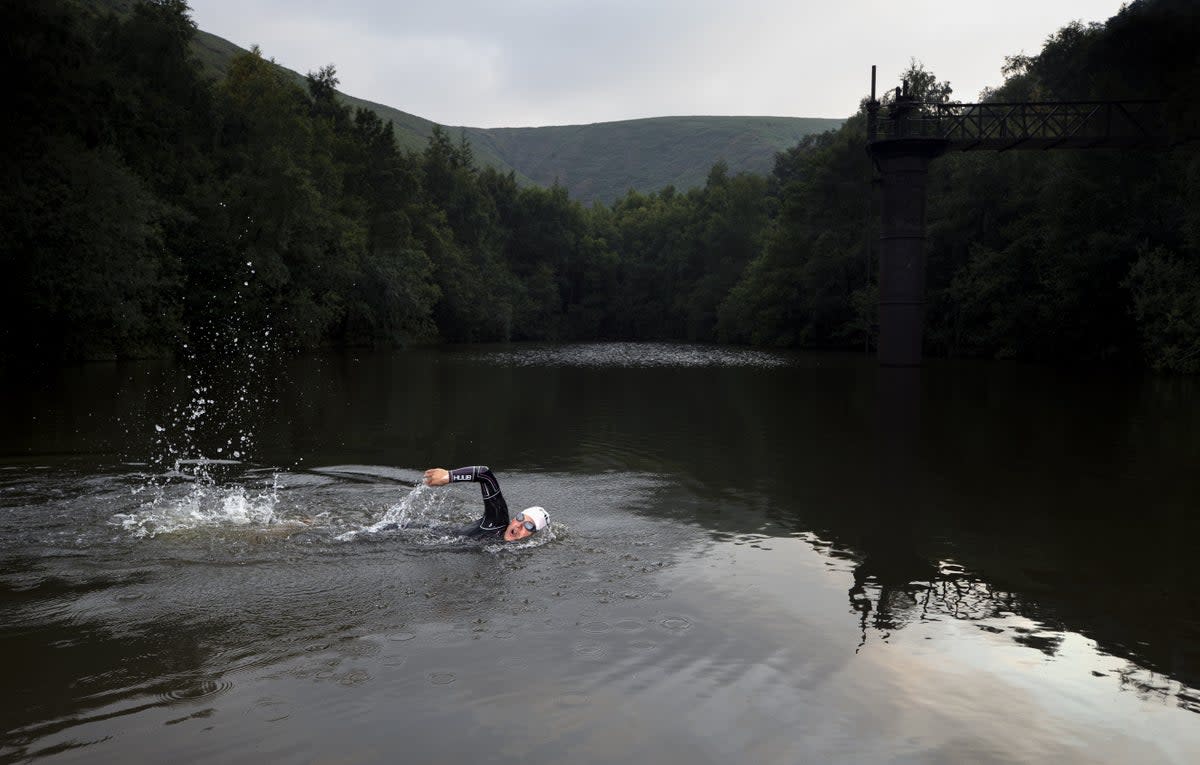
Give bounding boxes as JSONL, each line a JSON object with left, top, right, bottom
{"left": 423, "top": 468, "right": 450, "bottom": 486}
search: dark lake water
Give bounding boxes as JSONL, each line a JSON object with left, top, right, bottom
{"left": 2, "top": 343, "right": 1199, "bottom": 763}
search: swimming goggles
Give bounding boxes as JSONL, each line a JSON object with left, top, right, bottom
{"left": 514, "top": 513, "right": 536, "bottom": 531}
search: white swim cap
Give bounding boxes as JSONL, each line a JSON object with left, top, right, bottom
{"left": 518, "top": 506, "right": 549, "bottom": 532}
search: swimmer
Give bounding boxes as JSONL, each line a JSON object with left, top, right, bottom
{"left": 423, "top": 466, "right": 548, "bottom": 542}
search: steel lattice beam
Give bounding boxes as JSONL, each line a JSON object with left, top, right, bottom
{"left": 869, "top": 99, "right": 1167, "bottom": 151}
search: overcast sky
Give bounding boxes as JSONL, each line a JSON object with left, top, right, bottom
{"left": 187, "top": 0, "right": 1126, "bottom": 128}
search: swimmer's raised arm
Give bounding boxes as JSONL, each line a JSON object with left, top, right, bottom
{"left": 424, "top": 466, "right": 509, "bottom": 530}
{"left": 422, "top": 466, "right": 547, "bottom": 543}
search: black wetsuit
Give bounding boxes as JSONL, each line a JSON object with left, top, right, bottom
{"left": 449, "top": 466, "right": 510, "bottom": 540}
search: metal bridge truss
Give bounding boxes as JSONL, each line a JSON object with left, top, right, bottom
{"left": 869, "top": 99, "right": 1167, "bottom": 151}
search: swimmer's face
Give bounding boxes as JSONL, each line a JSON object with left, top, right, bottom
{"left": 504, "top": 514, "right": 535, "bottom": 542}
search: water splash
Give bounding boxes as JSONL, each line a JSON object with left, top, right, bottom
{"left": 139, "top": 254, "right": 276, "bottom": 469}
{"left": 336, "top": 482, "right": 441, "bottom": 541}
{"left": 116, "top": 258, "right": 283, "bottom": 538}
{"left": 374, "top": 482, "right": 430, "bottom": 529}
{"left": 114, "top": 470, "right": 283, "bottom": 538}
{"left": 120, "top": 376, "right": 276, "bottom": 538}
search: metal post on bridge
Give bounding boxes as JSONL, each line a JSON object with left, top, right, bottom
{"left": 866, "top": 68, "right": 947, "bottom": 366}
{"left": 863, "top": 65, "right": 1175, "bottom": 366}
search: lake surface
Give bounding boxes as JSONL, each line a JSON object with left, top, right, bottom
{"left": 2, "top": 343, "right": 1198, "bottom": 763}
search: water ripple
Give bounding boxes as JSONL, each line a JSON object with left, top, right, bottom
{"left": 158, "top": 678, "right": 233, "bottom": 704}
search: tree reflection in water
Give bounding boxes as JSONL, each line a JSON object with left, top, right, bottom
{"left": 843, "top": 546, "right": 1200, "bottom": 715}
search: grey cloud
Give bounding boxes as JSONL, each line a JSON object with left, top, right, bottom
{"left": 188, "top": 0, "right": 1125, "bottom": 127}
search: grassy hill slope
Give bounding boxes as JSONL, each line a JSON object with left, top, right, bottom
{"left": 470, "top": 116, "right": 844, "bottom": 203}
{"left": 101, "top": 0, "right": 846, "bottom": 202}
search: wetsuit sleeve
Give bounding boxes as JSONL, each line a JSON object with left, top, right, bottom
{"left": 448, "top": 466, "right": 510, "bottom": 530}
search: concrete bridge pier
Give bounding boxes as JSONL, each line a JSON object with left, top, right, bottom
{"left": 868, "top": 138, "right": 947, "bottom": 367}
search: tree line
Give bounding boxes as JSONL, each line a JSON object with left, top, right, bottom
{"left": 2, "top": 0, "right": 1197, "bottom": 370}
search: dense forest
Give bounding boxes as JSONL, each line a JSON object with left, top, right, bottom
{"left": 2, "top": 0, "right": 1197, "bottom": 370}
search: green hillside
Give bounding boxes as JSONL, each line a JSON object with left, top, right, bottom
{"left": 99, "top": 0, "right": 844, "bottom": 202}
{"left": 469, "top": 116, "right": 844, "bottom": 203}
